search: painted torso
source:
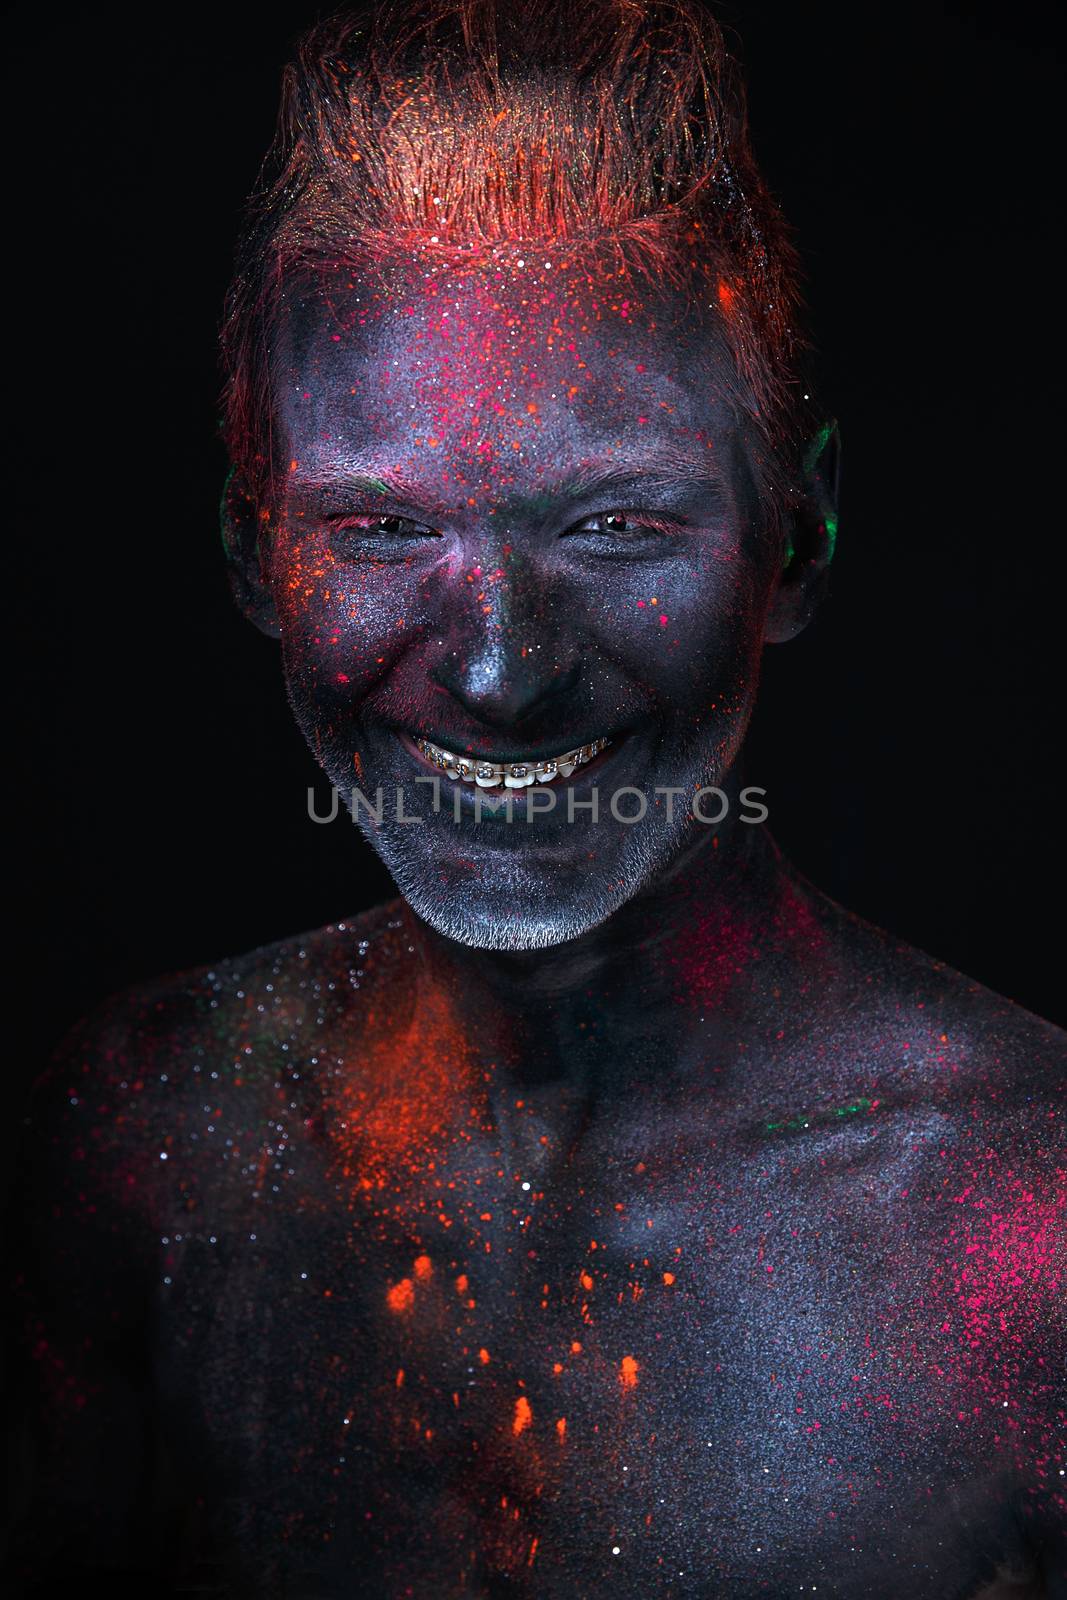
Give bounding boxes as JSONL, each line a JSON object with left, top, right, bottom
{"left": 18, "top": 895, "right": 1065, "bottom": 1598}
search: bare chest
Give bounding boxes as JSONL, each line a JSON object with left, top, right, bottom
{"left": 155, "top": 1098, "right": 1036, "bottom": 1597}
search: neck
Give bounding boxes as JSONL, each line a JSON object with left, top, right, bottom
{"left": 400, "top": 817, "right": 798, "bottom": 1088}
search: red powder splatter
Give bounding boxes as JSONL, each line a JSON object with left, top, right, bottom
{"left": 670, "top": 900, "right": 757, "bottom": 1009}
{"left": 413, "top": 1253, "right": 433, "bottom": 1280}
{"left": 620, "top": 1355, "right": 639, "bottom": 1389}
{"left": 942, "top": 1180, "right": 1063, "bottom": 1351}
{"left": 670, "top": 876, "right": 827, "bottom": 1010}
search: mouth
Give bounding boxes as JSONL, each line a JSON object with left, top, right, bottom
{"left": 412, "top": 735, "right": 611, "bottom": 789}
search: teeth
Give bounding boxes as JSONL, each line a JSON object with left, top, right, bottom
{"left": 414, "top": 736, "right": 609, "bottom": 789}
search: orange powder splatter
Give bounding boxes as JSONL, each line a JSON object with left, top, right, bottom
{"left": 478, "top": 1347, "right": 491, "bottom": 1365}
{"left": 620, "top": 1355, "right": 639, "bottom": 1390}
{"left": 455, "top": 1274, "right": 469, "bottom": 1294}
{"left": 580, "top": 1272, "right": 594, "bottom": 1291}
{"left": 413, "top": 1254, "right": 433, "bottom": 1280}
{"left": 663, "top": 1271, "right": 676, "bottom": 1285}
{"left": 396, "top": 1368, "right": 405, "bottom": 1388}
{"left": 386, "top": 1278, "right": 414, "bottom": 1313}
{"left": 571, "top": 1341, "right": 582, "bottom": 1354}
{"left": 556, "top": 1417, "right": 567, "bottom": 1440}
{"left": 512, "top": 1396, "right": 533, "bottom": 1436}
{"left": 327, "top": 981, "right": 476, "bottom": 1189}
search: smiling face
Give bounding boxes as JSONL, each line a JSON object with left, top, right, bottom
{"left": 259, "top": 256, "right": 789, "bottom": 948}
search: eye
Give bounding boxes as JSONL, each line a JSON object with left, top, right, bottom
{"left": 562, "top": 510, "right": 681, "bottom": 553}
{"left": 579, "top": 512, "right": 636, "bottom": 535}
{"left": 326, "top": 512, "right": 441, "bottom": 547}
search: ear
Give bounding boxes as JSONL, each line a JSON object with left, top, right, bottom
{"left": 221, "top": 467, "right": 282, "bottom": 639}
{"left": 763, "top": 421, "right": 840, "bottom": 645}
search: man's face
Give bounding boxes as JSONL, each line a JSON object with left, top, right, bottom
{"left": 267, "top": 258, "right": 782, "bottom": 949}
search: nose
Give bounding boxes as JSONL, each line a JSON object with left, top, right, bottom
{"left": 430, "top": 552, "right": 580, "bottom": 730}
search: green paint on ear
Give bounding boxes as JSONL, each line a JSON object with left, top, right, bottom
{"left": 799, "top": 423, "right": 838, "bottom": 563}
{"left": 803, "top": 422, "right": 834, "bottom": 478}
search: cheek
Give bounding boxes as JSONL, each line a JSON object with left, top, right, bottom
{"left": 594, "top": 550, "right": 769, "bottom": 703}
{"left": 270, "top": 533, "right": 420, "bottom": 693}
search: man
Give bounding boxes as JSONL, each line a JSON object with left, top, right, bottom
{"left": 11, "top": 2, "right": 1064, "bottom": 1596}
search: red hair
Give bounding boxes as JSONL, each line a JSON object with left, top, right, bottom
{"left": 221, "top": 0, "right": 809, "bottom": 510}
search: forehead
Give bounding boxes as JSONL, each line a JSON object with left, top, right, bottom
{"left": 273, "top": 259, "right": 747, "bottom": 495}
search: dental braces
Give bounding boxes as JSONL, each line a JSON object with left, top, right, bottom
{"left": 415, "top": 737, "right": 610, "bottom": 788}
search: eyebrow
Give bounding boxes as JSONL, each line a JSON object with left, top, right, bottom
{"left": 546, "top": 454, "right": 729, "bottom": 504}
{"left": 288, "top": 468, "right": 456, "bottom": 519}
{"left": 289, "top": 447, "right": 730, "bottom": 516}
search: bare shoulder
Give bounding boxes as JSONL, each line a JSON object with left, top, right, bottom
{"left": 21, "top": 900, "right": 415, "bottom": 1219}
{"left": 789, "top": 882, "right": 1066, "bottom": 1119}
{"left": 772, "top": 884, "right": 1066, "bottom": 1316}
{"left": 43, "top": 897, "right": 409, "bottom": 1065}
{"left": 762, "top": 888, "right": 1067, "bottom": 1566}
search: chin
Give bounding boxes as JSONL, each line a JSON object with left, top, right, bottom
{"left": 401, "top": 885, "right": 619, "bottom": 950}
{"left": 407, "top": 895, "right": 605, "bottom": 951}
{"left": 367, "top": 814, "right": 671, "bottom": 951}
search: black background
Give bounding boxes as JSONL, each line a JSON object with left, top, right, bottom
{"left": 9, "top": 0, "right": 1064, "bottom": 1067}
